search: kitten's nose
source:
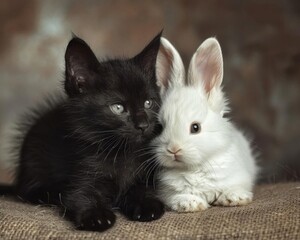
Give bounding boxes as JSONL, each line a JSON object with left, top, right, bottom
{"left": 135, "top": 112, "right": 149, "bottom": 133}
{"left": 137, "top": 121, "right": 149, "bottom": 133}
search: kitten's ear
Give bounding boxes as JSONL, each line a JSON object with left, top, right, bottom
{"left": 188, "top": 38, "right": 223, "bottom": 93}
{"left": 133, "top": 31, "right": 163, "bottom": 74}
{"left": 64, "top": 37, "right": 100, "bottom": 96}
{"left": 156, "top": 37, "right": 185, "bottom": 96}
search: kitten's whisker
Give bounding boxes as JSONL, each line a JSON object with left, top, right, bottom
{"left": 65, "top": 128, "right": 117, "bottom": 143}
{"left": 123, "top": 137, "right": 128, "bottom": 161}
{"left": 152, "top": 165, "right": 162, "bottom": 190}
{"left": 102, "top": 138, "right": 122, "bottom": 163}
{"left": 97, "top": 135, "right": 116, "bottom": 143}
{"left": 64, "top": 125, "right": 87, "bottom": 138}
{"left": 134, "top": 161, "right": 150, "bottom": 176}
{"left": 113, "top": 138, "right": 125, "bottom": 168}
{"left": 154, "top": 100, "right": 161, "bottom": 108}
{"left": 147, "top": 109, "right": 160, "bottom": 117}
{"left": 145, "top": 161, "right": 160, "bottom": 188}
{"left": 92, "top": 135, "right": 116, "bottom": 159}
{"left": 135, "top": 151, "right": 156, "bottom": 158}
{"left": 133, "top": 146, "right": 156, "bottom": 154}
{"left": 134, "top": 155, "right": 157, "bottom": 177}
{"left": 99, "top": 137, "right": 118, "bottom": 155}
{"left": 97, "top": 136, "right": 118, "bottom": 156}
{"left": 75, "top": 134, "right": 116, "bottom": 154}
{"left": 134, "top": 160, "right": 153, "bottom": 177}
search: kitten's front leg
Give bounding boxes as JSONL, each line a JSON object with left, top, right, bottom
{"left": 63, "top": 185, "right": 116, "bottom": 232}
{"left": 118, "top": 184, "right": 165, "bottom": 222}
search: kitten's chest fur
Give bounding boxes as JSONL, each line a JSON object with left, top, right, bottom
{"left": 91, "top": 146, "right": 144, "bottom": 191}
{"left": 18, "top": 105, "right": 147, "bottom": 198}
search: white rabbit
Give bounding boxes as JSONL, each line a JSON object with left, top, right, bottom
{"left": 153, "top": 37, "right": 258, "bottom": 212}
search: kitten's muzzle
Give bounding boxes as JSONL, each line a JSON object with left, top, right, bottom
{"left": 137, "top": 121, "right": 149, "bottom": 133}
{"left": 134, "top": 112, "right": 149, "bottom": 133}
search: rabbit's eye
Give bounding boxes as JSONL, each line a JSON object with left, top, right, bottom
{"left": 190, "top": 122, "right": 201, "bottom": 134}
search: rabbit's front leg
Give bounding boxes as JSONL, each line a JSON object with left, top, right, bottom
{"left": 213, "top": 187, "right": 253, "bottom": 207}
{"left": 167, "top": 193, "right": 210, "bottom": 212}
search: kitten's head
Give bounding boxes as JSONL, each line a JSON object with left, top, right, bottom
{"left": 64, "top": 33, "right": 163, "bottom": 145}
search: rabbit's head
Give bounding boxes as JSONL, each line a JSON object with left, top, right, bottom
{"left": 154, "top": 38, "right": 231, "bottom": 169}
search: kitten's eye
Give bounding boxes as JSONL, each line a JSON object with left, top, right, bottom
{"left": 190, "top": 122, "right": 201, "bottom": 134}
{"left": 144, "top": 99, "right": 153, "bottom": 109}
{"left": 110, "top": 104, "right": 124, "bottom": 115}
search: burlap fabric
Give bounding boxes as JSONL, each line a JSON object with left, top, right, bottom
{"left": 0, "top": 182, "right": 299, "bottom": 239}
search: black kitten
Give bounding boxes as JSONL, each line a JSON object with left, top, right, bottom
{"left": 14, "top": 33, "right": 165, "bottom": 231}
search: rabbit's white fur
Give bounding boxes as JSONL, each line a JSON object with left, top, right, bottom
{"left": 153, "top": 37, "right": 258, "bottom": 212}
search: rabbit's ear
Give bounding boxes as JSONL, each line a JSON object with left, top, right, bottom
{"left": 156, "top": 37, "right": 185, "bottom": 96}
{"left": 188, "top": 38, "right": 223, "bottom": 93}
{"left": 188, "top": 38, "right": 229, "bottom": 115}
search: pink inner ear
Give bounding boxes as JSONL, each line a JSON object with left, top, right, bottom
{"left": 195, "top": 44, "right": 222, "bottom": 93}
{"left": 157, "top": 45, "right": 174, "bottom": 89}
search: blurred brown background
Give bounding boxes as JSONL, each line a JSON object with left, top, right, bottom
{"left": 1, "top": 0, "right": 300, "bottom": 184}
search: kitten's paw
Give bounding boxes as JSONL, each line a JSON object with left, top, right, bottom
{"left": 72, "top": 207, "right": 116, "bottom": 232}
{"left": 169, "top": 194, "right": 209, "bottom": 213}
{"left": 125, "top": 197, "right": 165, "bottom": 222}
{"left": 214, "top": 189, "right": 253, "bottom": 207}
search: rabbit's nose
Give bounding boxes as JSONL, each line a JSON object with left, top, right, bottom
{"left": 167, "top": 147, "right": 182, "bottom": 155}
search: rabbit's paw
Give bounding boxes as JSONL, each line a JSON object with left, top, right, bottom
{"left": 169, "top": 194, "right": 209, "bottom": 213}
{"left": 215, "top": 189, "right": 253, "bottom": 207}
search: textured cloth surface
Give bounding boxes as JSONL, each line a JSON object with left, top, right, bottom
{"left": 0, "top": 182, "right": 299, "bottom": 240}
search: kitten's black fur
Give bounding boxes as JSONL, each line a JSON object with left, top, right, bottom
{"left": 13, "top": 33, "right": 164, "bottom": 231}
